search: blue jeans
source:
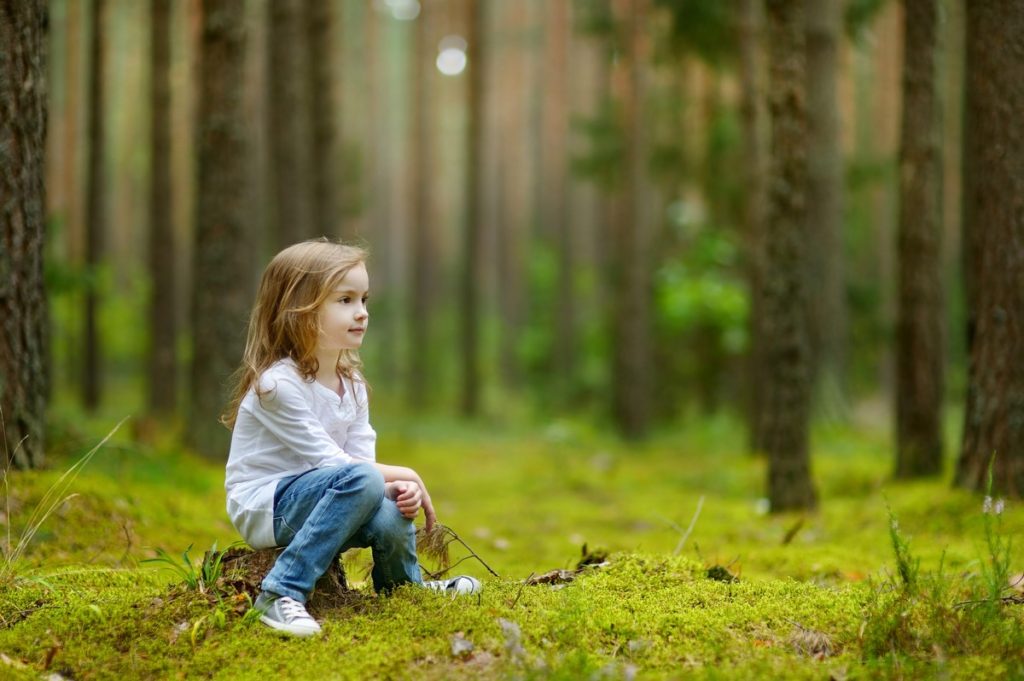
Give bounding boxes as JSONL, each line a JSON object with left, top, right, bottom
{"left": 261, "top": 464, "right": 422, "bottom": 602}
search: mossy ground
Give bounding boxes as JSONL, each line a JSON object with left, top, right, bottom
{"left": 1, "top": 403, "right": 1022, "bottom": 679}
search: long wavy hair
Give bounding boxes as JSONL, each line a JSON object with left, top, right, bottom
{"left": 221, "top": 239, "right": 369, "bottom": 429}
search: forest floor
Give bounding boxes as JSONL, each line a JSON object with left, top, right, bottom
{"left": 1, "top": 403, "right": 1022, "bottom": 679}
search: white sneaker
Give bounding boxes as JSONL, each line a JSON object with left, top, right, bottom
{"left": 423, "top": 575, "right": 482, "bottom": 595}
{"left": 254, "top": 591, "right": 322, "bottom": 637}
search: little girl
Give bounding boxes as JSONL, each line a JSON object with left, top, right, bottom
{"left": 223, "top": 239, "right": 480, "bottom": 637}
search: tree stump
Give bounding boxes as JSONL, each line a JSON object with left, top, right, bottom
{"left": 218, "top": 546, "right": 358, "bottom": 612}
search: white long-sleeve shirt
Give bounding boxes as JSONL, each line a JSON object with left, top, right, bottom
{"left": 224, "top": 358, "right": 376, "bottom": 548}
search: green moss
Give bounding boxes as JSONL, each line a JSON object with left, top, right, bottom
{"left": 2, "top": 413, "right": 1021, "bottom": 678}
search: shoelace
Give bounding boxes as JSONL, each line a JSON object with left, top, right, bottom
{"left": 277, "top": 597, "right": 314, "bottom": 622}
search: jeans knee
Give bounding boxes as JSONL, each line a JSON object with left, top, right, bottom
{"left": 335, "top": 464, "right": 385, "bottom": 511}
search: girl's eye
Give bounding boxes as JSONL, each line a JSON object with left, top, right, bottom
{"left": 340, "top": 297, "right": 351, "bottom": 304}
{"left": 362, "top": 297, "right": 369, "bottom": 304}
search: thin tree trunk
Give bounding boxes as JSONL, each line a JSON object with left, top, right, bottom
{"left": 763, "top": 0, "right": 817, "bottom": 511}
{"left": 83, "top": 0, "right": 107, "bottom": 411}
{"left": 306, "top": 0, "right": 337, "bottom": 237}
{"left": 267, "top": 0, "right": 313, "bottom": 247}
{"left": 737, "top": 0, "right": 769, "bottom": 452}
{"left": 609, "top": 0, "right": 652, "bottom": 439}
{"left": 0, "top": 0, "right": 49, "bottom": 469}
{"left": 408, "top": 0, "right": 434, "bottom": 410}
{"left": 895, "top": 0, "right": 943, "bottom": 478}
{"left": 805, "top": 0, "right": 846, "bottom": 414}
{"left": 956, "top": 1, "right": 1024, "bottom": 497}
{"left": 460, "top": 0, "right": 485, "bottom": 417}
{"left": 147, "top": 0, "right": 177, "bottom": 417}
{"left": 191, "top": 0, "right": 251, "bottom": 458}
{"left": 543, "top": 0, "right": 574, "bottom": 406}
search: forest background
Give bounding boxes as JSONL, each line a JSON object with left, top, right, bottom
{"left": 1, "top": 0, "right": 1023, "bottom": 678}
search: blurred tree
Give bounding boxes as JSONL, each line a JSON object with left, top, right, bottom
{"left": 0, "top": 0, "right": 48, "bottom": 469}
{"left": 147, "top": 0, "right": 177, "bottom": 418}
{"left": 191, "top": 0, "right": 252, "bottom": 458}
{"left": 895, "top": 0, "right": 943, "bottom": 478}
{"left": 541, "top": 0, "right": 576, "bottom": 407}
{"left": 956, "top": 1, "right": 1024, "bottom": 497}
{"left": 408, "top": 0, "right": 435, "bottom": 410}
{"left": 461, "top": 0, "right": 485, "bottom": 417}
{"left": 805, "top": 0, "right": 847, "bottom": 414}
{"left": 268, "top": 0, "right": 314, "bottom": 247}
{"left": 84, "top": 0, "right": 107, "bottom": 411}
{"left": 306, "top": 0, "right": 338, "bottom": 237}
{"left": 762, "top": 0, "right": 817, "bottom": 511}
{"left": 736, "top": 0, "right": 768, "bottom": 451}
{"left": 608, "top": 0, "right": 653, "bottom": 439}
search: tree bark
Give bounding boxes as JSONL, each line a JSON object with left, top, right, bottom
{"left": 895, "top": 0, "right": 943, "bottom": 478}
{"left": 956, "top": 1, "right": 1024, "bottom": 497}
{"left": 407, "top": 0, "right": 434, "bottom": 410}
{"left": 805, "top": 0, "right": 846, "bottom": 413}
{"left": 147, "top": 0, "right": 177, "bottom": 417}
{"left": 267, "top": 0, "right": 313, "bottom": 247}
{"left": 460, "top": 0, "right": 485, "bottom": 417}
{"left": 609, "top": 0, "right": 652, "bottom": 440}
{"left": 83, "top": 0, "right": 107, "bottom": 411}
{"left": 737, "top": 0, "right": 769, "bottom": 452}
{"left": 0, "top": 0, "right": 49, "bottom": 470}
{"left": 191, "top": 0, "right": 252, "bottom": 458}
{"left": 306, "top": 0, "right": 338, "bottom": 237}
{"left": 763, "top": 0, "right": 817, "bottom": 511}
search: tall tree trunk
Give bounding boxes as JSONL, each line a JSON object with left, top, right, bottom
{"left": 83, "top": 0, "right": 106, "bottom": 411}
{"left": 763, "top": 0, "right": 817, "bottom": 511}
{"left": 805, "top": 0, "right": 846, "bottom": 415}
{"left": 0, "top": 0, "right": 48, "bottom": 469}
{"left": 267, "top": 0, "right": 313, "bottom": 247}
{"left": 609, "top": 0, "right": 652, "bottom": 439}
{"left": 956, "top": 1, "right": 1024, "bottom": 497}
{"left": 542, "top": 0, "right": 574, "bottom": 406}
{"left": 191, "top": 0, "right": 251, "bottom": 458}
{"left": 460, "top": 0, "right": 485, "bottom": 417}
{"left": 737, "top": 0, "right": 769, "bottom": 452}
{"left": 306, "top": 0, "right": 337, "bottom": 237}
{"left": 895, "top": 0, "right": 943, "bottom": 478}
{"left": 147, "top": 0, "right": 177, "bottom": 417}
{"left": 407, "top": 0, "right": 434, "bottom": 410}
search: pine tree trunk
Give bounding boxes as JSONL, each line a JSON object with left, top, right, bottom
{"left": 147, "top": 0, "right": 177, "bottom": 417}
{"left": 542, "top": 0, "right": 575, "bottom": 406}
{"left": 805, "top": 0, "right": 846, "bottom": 413}
{"left": 407, "top": 0, "right": 434, "bottom": 410}
{"left": 460, "top": 0, "right": 484, "bottom": 417}
{"left": 956, "top": 1, "right": 1024, "bottom": 497}
{"left": 609, "top": 0, "right": 652, "bottom": 440}
{"left": 0, "top": 0, "right": 49, "bottom": 470}
{"left": 305, "top": 0, "right": 337, "bottom": 237}
{"left": 737, "top": 0, "right": 769, "bottom": 452}
{"left": 83, "top": 0, "right": 107, "bottom": 411}
{"left": 895, "top": 0, "right": 943, "bottom": 478}
{"left": 268, "top": 0, "right": 313, "bottom": 247}
{"left": 763, "top": 0, "right": 817, "bottom": 511}
{"left": 191, "top": 0, "right": 252, "bottom": 459}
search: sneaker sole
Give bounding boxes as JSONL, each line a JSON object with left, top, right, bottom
{"left": 259, "top": 613, "right": 321, "bottom": 638}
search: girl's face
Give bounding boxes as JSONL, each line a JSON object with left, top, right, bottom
{"left": 317, "top": 263, "right": 370, "bottom": 353}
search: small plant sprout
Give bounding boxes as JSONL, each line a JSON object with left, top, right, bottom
{"left": 144, "top": 541, "right": 242, "bottom": 594}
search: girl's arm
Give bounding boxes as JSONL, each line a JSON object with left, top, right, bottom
{"left": 374, "top": 463, "right": 437, "bottom": 531}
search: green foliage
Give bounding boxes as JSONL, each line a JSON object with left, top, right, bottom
{"left": 654, "top": 0, "right": 735, "bottom": 67}
{"left": 845, "top": 0, "right": 890, "bottom": 41}
{"left": 570, "top": 102, "right": 624, "bottom": 189}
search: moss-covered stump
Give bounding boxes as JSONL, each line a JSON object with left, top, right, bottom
{"left": 219, "top": 546, "right": 358, "bottom": 612}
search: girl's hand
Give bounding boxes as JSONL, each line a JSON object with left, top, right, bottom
{"left": 386, "top": 480, "right": 423, "bottom": 519}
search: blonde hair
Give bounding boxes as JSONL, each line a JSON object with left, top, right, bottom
{"left": 221, "top": 239, "right": 369, "bottom": 429}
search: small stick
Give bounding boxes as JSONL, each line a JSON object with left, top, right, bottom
{"left": 674, "top": 496, "right": 705, "bottom": 555}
